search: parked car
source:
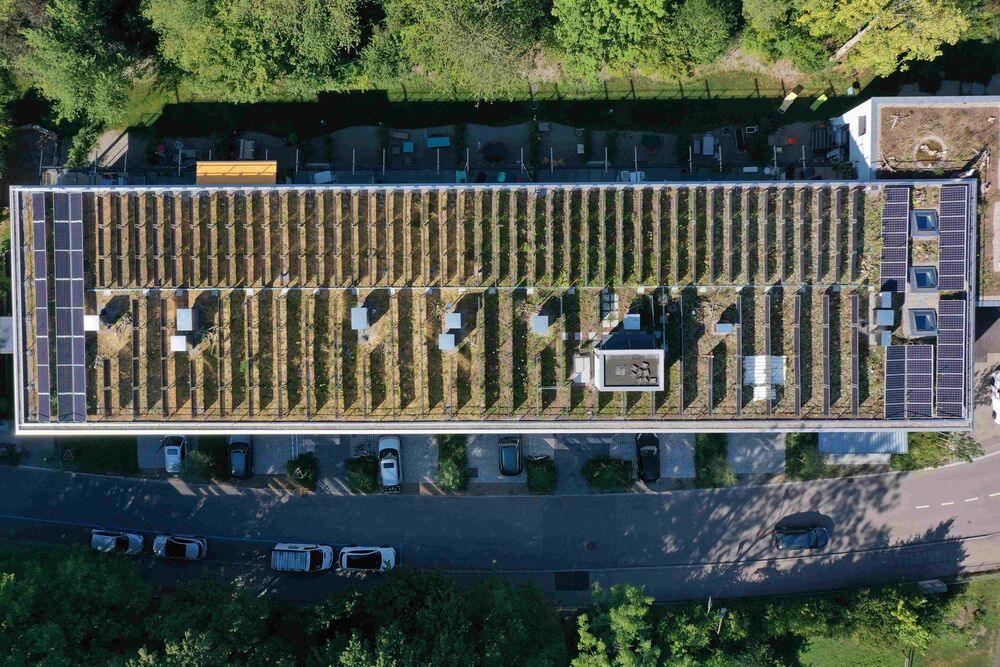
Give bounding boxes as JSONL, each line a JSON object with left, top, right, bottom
{"left": 163, "top": 435, "right": 188, "bottom": 474}
{"left": 498, "top": 436, "right": 522, "bottom": 476}
{"left": 339, "top": 546, "right": 397, "bottom": 572}
{"left": 771, "top": 526, "right": 829, "bottom": 551}
{"left": 153, "top": 535, "right": 207, "bottom": 560}
{"left": 378, "top": 436, "right": 401, "bottom": 493}
{"left": 270, "top": 543, "right": 336, "bottom": 573}
{"left": 635, "top": 433, "right": 661, "bottom": 483}
{"left": 90, "top": 529, "right": 143, "bottom": 556}
{"left": 228, "top": 435, "right": 254, "bottom": 479}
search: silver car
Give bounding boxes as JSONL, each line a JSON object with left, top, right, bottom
{"left": 339, "top": 546, "right": 397, "bottom": 572}
{"left": 163, "top": 435, "right": 188, "bottom": 474}
{"left": 90, "top": 529, "right": 143, "bottom": 556}
{"left": 153, "top": 535, "right": 207, "bottom": 561}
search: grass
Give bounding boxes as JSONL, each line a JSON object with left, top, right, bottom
{"left": 59, "top": 438, "right": 138, "bottom": 475}
{"left": 694, "top": 433, "right": 736, "bottom": 488}
{"left": 582, "top": 457, "right": 632, "bottom": 492}
{"left": 892, "top": 432, "right": 951, "bottom": 471}
{"left": 286, "top": 452, "right": 320, "bottom": 491}
{"left": 526, "top": 456, "right": 557, "bottom": 494}
{"left": 345, "top": 455, "right": 378, "bottom": 493}
{"left": 785, "top": 432, "right": 825, "bottom": 481}
{"left": 436, "top": 434, "right": 469, "bottom": 492}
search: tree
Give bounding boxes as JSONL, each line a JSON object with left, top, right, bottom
{"left": 675, "top": 0, "right": 738, "bottom": 64}
{"left": 551, "top": 0, "right": 690, "bottom": 79}
{"left": 362, "top": 0, "right": 542, "bottom": 102}
{"left": 467, "top": 579, "right": 567, "bottom": 667}
{"left": 0, "top": 548, "right": 154, "bottom": 665}
{"left": 848, "top": 586, "right": 945, "bottom": 653}
{"left": 573, "top": 584, "right": 661, "bottom": 667}
{"left": 19, "top": 0, "right": 147, "bottom": 126}
{"left": 798, "top": 0, "right": 972, "bottom": 76}
{"left": 143, "top": 0, "right": 361, "bottom": 102}
{"left": 741, "top": 0, "right": 829, "bottom": 72}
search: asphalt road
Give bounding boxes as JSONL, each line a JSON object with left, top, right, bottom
{"left": 4, "top": 456, "right": 1000, "bottom": 605}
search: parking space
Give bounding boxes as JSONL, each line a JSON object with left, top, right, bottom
{"left": 398, "top": 436, "right": 437, "bottom": 487}
{"left": 554, "top": 435, "right": 613, "bottom": 494}
{"left": 467, "top": 435, "right": 524, "bottom": 484}
{"left": 727, "top": 433, "right": 786, "bottom": 474}
{"left": 137, "top": 436, "right": 163, "bottom": 471}
{"left": 656, "top": 433, "right": 696, "bottom": 479}
{"left": 252, "top": 436, "right": 298, "bottom": 475}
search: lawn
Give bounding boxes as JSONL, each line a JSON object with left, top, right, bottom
{"left": 59, "top": 438, "right": 138, "bottom": 475}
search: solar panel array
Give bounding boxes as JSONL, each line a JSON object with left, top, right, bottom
{"left": 884, "top": 344, "right": 934, "bottom": 419}
{"left": 936, "top": 299, "right": 966, "bottom": 418}
{"left": 879, "top": 187, "right": 910, "bottom": 292}
{"left": 31, "top": 193, "right": 51, "bottom": 421}
{"left": 52, "top": 193, "right": 87, "bottom": 422}
{"left": 938, "top": 185, "right": 968, "bottom": 291}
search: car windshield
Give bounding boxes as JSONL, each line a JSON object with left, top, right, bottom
{"left": 166, "top": 447, "right": 179, "bottom": 456}
{"left": 382, "top": 461, "right": 394, "bottom": 469}
{"left": 115, "top": 536, "right": 129, "bottom": 550}
{"left": 347, "top": 552, "right": 382, "bottom": 569}
{"left": 165, "top": 540, "right": 188, "bottom": 558}
{"left": 781, "top": 531, "right": 812, "bottom": 548}
{"left": 309, "top": 549, "right": 324, "bottom": 571}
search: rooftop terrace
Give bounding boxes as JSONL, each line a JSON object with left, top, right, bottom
{"left": 9, "top": 181, "right": 975, "bottom": 433}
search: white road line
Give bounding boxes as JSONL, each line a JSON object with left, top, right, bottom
{"left": 941, "top": 501, "right": 955, "bottom": 506}
{"left": 990, "top": 492, "right": 1000, "bottom": 498}
{"left": 915, "top": 505, "right": 930, "bottom": 509}
{"left": 966, "top": 497, "right": 980, "bottom": 502}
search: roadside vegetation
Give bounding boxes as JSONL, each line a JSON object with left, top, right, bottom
{"left": 436, "top": 434, "right": 469, "bottom": 492}
{"left": 892, "top": 432, "right": 984, "bottom": 471}
{"left": 345, "top": 454, "right": 378, "bottom": 493}
{"left": 286, "top": 451, "right": 320, "bottom": 491}
{"left": 582, "top": 456, "right": 632, "bottom": 492}
{"left": 0, "top": 0, "right": 997, "bottom": 177}
{"left": 55, "top": 437, "right": 138, "bottom": 476}
{"left": 785, "top": 432, "right": 825, "bottom": 481}
{"left": 527, "top": 455, "right": 557, "bottom": 493}
{"left": 694, "top": 433, "right": 736, "bottom": 487}
{"left": 2, "top": 544, "right": 997, "bottom": 665}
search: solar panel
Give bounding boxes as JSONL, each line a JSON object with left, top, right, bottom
{"left": 908, "top": 345, "right": 933, "bottom": 360}
{"left": 940, "top": 201, "right": 966, "bottom": 216}
{"left": 31, "top": 192, "right": 52, "bottom": 422}
{"left": 939, "top": 215, "right": 965, "bottom": 231}
{"left": 940, "top": 231, "right": 965, "bottom": 247}
{"left": 886, "top": 187, "right": 910, "bottom": 203}
{"left": 886, "top": 374, "right": 905, "bottom": 390}
{"left": 907, "top": 359, "right": 933, "bottom": 374}
{"left": 939, "top": 276, "right": 965, "bottom": 291}
{"left": 940, "top": 246, "right": 965, "bottom": 262}
{"left": 937, "top": 388, "right": 964, "bottom": 404}
{"left": 937, "top": 374, "right": 963, "bottom": 388}
{"left": 937, "top": 403, "right": 964, "bottom": 418}
{"left": 939, "top": 301, "right": 965, "bottom": 315}
{"left": 938, "top": 358, "right": 963, "bottom": 374}
{"left": 938, "top": 330, "right": 964, "bottom": 345}
{"left": 935, "top": 298, "right": 966, "bottom": 419}
{"left": 49, "top": 192, "right": 88, "bottom": 423}
{"left": 883, "top": 232, "right": 907, "bottom": 248}
{"left": 940, "top": 185, "right": 967, "bottom": 202}
{"left": 884, "top": 203, "right": 908, "bottom": 218}
{"left": 881, "top": 247, "right": 907, "bottom": 263}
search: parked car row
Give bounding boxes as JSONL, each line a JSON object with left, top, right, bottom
{"left": 91, "top": 530, "right": 396, "bottom": 571}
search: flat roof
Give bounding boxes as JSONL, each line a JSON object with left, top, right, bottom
{"left": 7, "top": 180, "right": 976, "bottom": 434}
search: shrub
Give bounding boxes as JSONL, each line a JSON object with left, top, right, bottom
{"left": 694, "top": 434, "right": 736, "bottom": 488}
{"left": 785, "top": 432, "right": 824, "bottom": 481}
{"left": 345, "top": 455, "right": 378, "bottom": 493}
{"left": 60, "top": 438, "right": 138, "bottom": 475}
{"left": 526, "top": 456, "right": 557, "bottom": 493}
{"left": 892, "top": 432, "right": 984, "bottom": 471}
{"left": 436, "top": 435, "right": 469, "bottom": 492}
{"left": 195, "top": 437, "right": 231, "bottom": 480}
{"left": 180, "top": 450, "right": 216, "bottom": 482}
{"left": 582, "top": 457, "right": 631, "bottom": 492}
{"left": 286, "top": 452, "right": 320, "bottom": 490}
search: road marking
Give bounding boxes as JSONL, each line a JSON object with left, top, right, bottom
{"left": 941, "top": 501, "right": 955, "bottom": 506}
{"left": 990, "top": 492, "right": 1000, "bottom": 498}
{"left": 915, "top": 505, "right": 930, "bottom": 509}
{"left": 966, "top": 497, "right": 980, "bottom": 502}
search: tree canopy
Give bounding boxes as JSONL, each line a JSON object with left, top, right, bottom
{"left": 142, "top": 0, "right": 361, "bottom": 101}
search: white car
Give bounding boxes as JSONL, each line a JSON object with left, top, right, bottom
{"left": 378, "top": 436, "right": 401, "bottom": 493}
{"left": 163, "top": 436, "right": 188, "bottom": 474}
{"left": 153, "top": 535, "right": 207, "bottom": 561}
{"left": 989, "top": 371, "right": 1000, "bottom": 424}
{"left": 90, "top": 529, "right": 143, "bottom": 556}
{"left": 339, "top": 546, "right": 397, "bottom": 572}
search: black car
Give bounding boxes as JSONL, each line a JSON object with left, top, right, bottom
{"left": 771, "top": 526, "right": 830, "bottom": 551}
{"left": 635, "top": 434, "right": 661, "bottom": 483}
{"left": 228, "top": 436, "right": 254, "bottom": 479}
{"left": 498, "top": 436, "right": 522, "bottom": 476}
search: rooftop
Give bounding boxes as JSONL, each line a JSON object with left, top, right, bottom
{"left": 7, "top": 180, "right": 976, "bottom": 434}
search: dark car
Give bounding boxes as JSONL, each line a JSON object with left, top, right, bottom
{"left": 771, "top": 526, "right": 830, "bottom": 551}
{"left": 228, "top": 436, "right": 253, "bottom": 479}
{"left": 635, "top": 434, "right": 661, "bottom": 483}
{"left": 498, "top": 436, "right": 522, "bottom": 476}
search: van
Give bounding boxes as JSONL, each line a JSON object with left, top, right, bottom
{"left": 270, "top": 543, "right": 336, "bottom": 573}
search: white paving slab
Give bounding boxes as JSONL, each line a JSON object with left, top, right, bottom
{"left": 727, "top": 433, "right": 786, "bottom": 474}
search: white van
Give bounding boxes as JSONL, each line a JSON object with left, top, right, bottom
{"left": 270, "top": 543, "right": 336, "bottom": 573}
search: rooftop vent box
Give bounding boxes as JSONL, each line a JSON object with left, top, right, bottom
{"left": 876, "top": 309, "right": 895, "bottom": 327}
{"left": 170, "top": 335, "right": 189, "bottom": 353}
{"left": 623, "top": 313, "right": 641, "bottom": 331}
{"left": 444, "top": 312, "right": 462, "bottom": 331}
{"left": 438, "top": 333, "right": 456, "bottom": 352}
{"left": 714, "top": 321, "right": 735, "bottom": 335}
{"left": 83, "top": 315, "right": 101, "bottom": 332}
{"left": 176, "top": 308, "right": 196, "bottom": 333}
{"left": 879, "top": 291, "right": 892, "bottom": 309}
{"left": 350, "top": 307, "right": 369, "bottom": 331}
{"left": 532, "top": 315, "right": 550, "bottom": 334}
{"left": 910, "top": 209, "right": 939, "bottom": 238}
